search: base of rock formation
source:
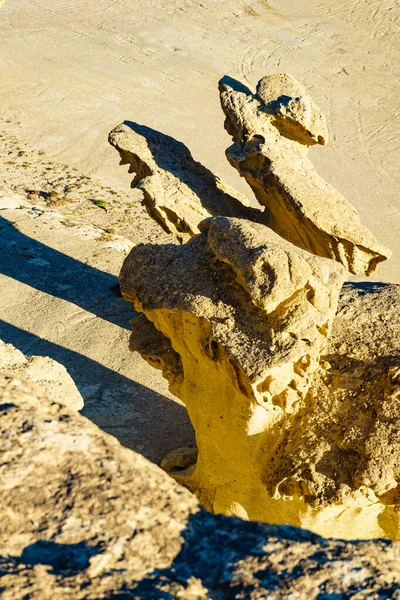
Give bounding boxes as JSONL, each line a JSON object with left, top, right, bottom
{"left": 2, "top": 373, "right": 400, "bottom": 599}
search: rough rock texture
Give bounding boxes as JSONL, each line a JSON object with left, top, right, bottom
{"left": 262, "top": 282, "right": 400, "bottom": 539}
{"left": 109, "top": 122, "right": 264, "bottom": 242}
{"left": 219, "top": 74, "right": 391, "bottom": 275}
{"left": 2, "top": 373, "right": 400, "bottom": 599}
{"left": 120, "top": 209, "right": 400, "bottom": 538}
{"left": 119, "top": 216, "right": 370, "bottom": 536}
{"left": 0, "top": 340, "right": 83, "bottom": 410}
{"left": 256, "top": 73, "right": 329, "bottom": 146}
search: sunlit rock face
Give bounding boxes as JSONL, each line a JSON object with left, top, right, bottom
{"left": 120, "top": 216, "right": 351, "bottom": 537}
{"left": 219, "top": 74, "right": 391, "bottom": 276}
{"left": 121, "top": 223, "right": 400, "bottom": 538}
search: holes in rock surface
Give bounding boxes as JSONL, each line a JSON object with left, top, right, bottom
{"left": 294, "top": 354, "right": 311, "bottom": 375}
{"left": 318, "top": 321, "right": 329, "bottom": 337}
{"left": 249, "top": 134, "right": 265, "bottom": 144}
{"left": 257, "top": 376, "right": 273, "bottom": 394}
{"left": 204, "top": 337, "right": 219, "bottom": 361}
{"left": 305, "top": 284, "right": 316, "bottom": 304}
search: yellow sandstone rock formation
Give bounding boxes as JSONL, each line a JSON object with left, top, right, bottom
{"left": 111, "top": 74, "right": 397, "bottom": 540}
{"left": 219, "top": 74, "right": 391, "bottom": 275}
{"left": 120, "top": 217, "right": 356, "bottom": 536}
{"left": 121, "top": 224, "right": 400, "bottom": 539}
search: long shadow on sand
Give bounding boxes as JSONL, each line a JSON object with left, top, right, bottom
{"left": 0, "top": 215, "right": 132, "bottom": 330}
{"left": 0, "top": 320, "right": 194, "bottom": 464}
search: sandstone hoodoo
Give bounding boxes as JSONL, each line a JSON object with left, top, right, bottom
{"left": 111, "top": 74, "right": 398, "bottom": 540}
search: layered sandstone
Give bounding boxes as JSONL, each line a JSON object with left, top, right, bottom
{"left": 219, "top": 74, "right": 391, "bottom": 275}
{"left": 2, "top": 373, "right": 400, "bottom": 599}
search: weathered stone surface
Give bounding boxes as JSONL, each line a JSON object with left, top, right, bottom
{"left": 256, "top": 73, "right": 328, "bottom": 146}
{"left": 2, "top": 373, "right": 400, "bottom": 599}
{"left": 261, "top": 283, "right": 400, "bottom": 539}
{"left": 120, "top": 216, "right": 362, "bottom": 536}
{"left": 120, "top": 211, "right": 400, "bottom": 538}
{"left": 0, "top": 340, "right": 83, "bottom": 410}
{"left": 109, "top": 122, "right": 264, "bottom": 242}
{"left": 219, "top": 74, "right": 391, "bottom": 275}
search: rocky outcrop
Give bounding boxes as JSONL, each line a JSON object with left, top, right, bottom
{"left": 109, "top": 122, "right": 264, "bottom": 242}
{"left": 121, "top": 235, "right": 400, "bottom": 538}
{"left": 219, "top": 74, "right": 391, "bottom": 275}
{"left": 120, "top": 216, "right": 361, "bottom": 536}
{"left": 112, "top": 74, "right": 396, "bottom": 539}
{"left": 0, "top": 340, "right": 83, "bottom": 410}
{"left": 2, "top": 373, "right": 400, "bottom": 599}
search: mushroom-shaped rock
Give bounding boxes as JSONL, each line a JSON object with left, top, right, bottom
{"left": 219, "top": 74, "right": 391, "bottom": 275}
{"left": 120, "top": 216, "right": 351, "bottom": 536}
{"left": 121, "top": 219, "right": 400, "bottom": 538}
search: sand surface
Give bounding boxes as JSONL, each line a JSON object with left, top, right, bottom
{"left": 1, "top": 0, "right": 399, "bottom": 281}
{"left": 0, "top": 0, "right": 399, "bottom": 460}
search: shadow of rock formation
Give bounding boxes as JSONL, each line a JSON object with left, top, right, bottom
{"left": 0, "top": 216, "right": 133, "bottom": 330}
{"left": 0, "top": 321, "right": 194, "bottom": 464}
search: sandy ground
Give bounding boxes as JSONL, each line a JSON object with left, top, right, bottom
{"left": 1, "top": 0, "right": 399, "bottom": 281}
{"left": 0, "top": 0, "right": 399, "bottom": 461}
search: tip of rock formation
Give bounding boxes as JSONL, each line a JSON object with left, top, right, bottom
{"left": 256, "top": 73, "right": 328, "bottom": 146}
{"left": 219, "top": 74, "right": 391, "bottom": 275}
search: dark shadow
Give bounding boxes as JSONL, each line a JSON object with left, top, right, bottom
{"left": 120, "top": 121, "right": 266, "bottom": 225}
{"left": 102, "top": 510, "right": 399, "bottom": 598}
{"left": 0, "top": 320, "right": 195, "bottom": 464}
{"left": 0, "top": 402, "right": 16, "bottom": 411}
{"left": 342, "top": 281, "right": 392, "bottom": 296}
{"left": 21, "top": 541, "right": 102, "bottom": 575}
{"left": 219, "top": 74, "right": 254, "bottom": 96}
{"left": 0, "top": 216, "right": 133, "bottom": 330}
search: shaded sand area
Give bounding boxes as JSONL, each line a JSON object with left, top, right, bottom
{"left": 0, "top": 0, "right": 399, "bottom": 462}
